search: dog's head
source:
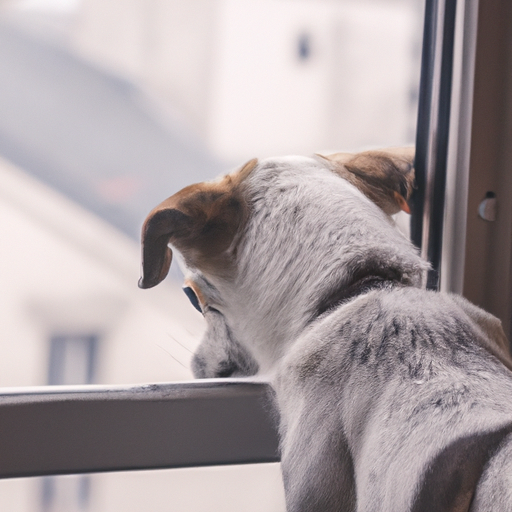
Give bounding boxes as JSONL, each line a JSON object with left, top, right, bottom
{"left": 139, "top": 148, "right": 428, "bottom": 377}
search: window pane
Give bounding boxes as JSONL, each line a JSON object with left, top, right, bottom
{"left": 0, "top": 0, "right": 423, "bottom": 508}
{"left": 0, "top": 0, "right": 424, "bottom": 388}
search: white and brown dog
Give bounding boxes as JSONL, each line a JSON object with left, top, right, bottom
{"left": 139, "top": 148, "right": 512, "bottom": 512}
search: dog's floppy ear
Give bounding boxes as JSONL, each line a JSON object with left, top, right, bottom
{"left": 319, "top": 147, "right": 415, "bottom": 215}
{"left": 139, "top": 159, "right": 258, "bottom": 289}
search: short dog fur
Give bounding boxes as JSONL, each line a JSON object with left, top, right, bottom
{"left": 139, "top": 148, "right": 512, "bottom": 512}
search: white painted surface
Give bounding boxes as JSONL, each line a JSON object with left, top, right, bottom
{"left": 70, "top": 0, "right": 420, "bottom": 161}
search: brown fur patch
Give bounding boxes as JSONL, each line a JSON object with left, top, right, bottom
{"left": 319, "top": 148, "right": 415, "bottom": 215}
{"left": 139, "top": 159, "right": 258, "bottom": 288}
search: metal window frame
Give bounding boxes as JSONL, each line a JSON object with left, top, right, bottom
{"left": 0, "top": 0, "right": 475, "bottom": 480}
{"left": 411, "top": 0, "right": 458, "bottom": 290}
{"left": 461, "top": 0, "right": 512, "bottom": 340}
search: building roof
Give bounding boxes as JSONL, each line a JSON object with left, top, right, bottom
{"left": 0, "top": 21, "right": 223, "bottom": 240}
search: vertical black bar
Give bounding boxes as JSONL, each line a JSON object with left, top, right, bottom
{"left": 411, "top": 0, "right": 435, "bottom": 250}
{"left": 411, "top": 0, "right": 457, "bottom": 290}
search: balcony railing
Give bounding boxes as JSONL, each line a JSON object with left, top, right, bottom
{"left": 0, "top": 380, "right": 279, "bottom": 479}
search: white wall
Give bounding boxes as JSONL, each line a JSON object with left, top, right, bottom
{"left": 72, "top": 0, "right": 421, "bottom": 162}
{"left": 207, "top": 0, "right": 418, "bottom": 162}
{"left": 73, "top": 0, "right": 217, "bottom": 136}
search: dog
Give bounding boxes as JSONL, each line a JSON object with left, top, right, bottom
{"left": 139, "top": 148, "right": 512, "bottom": 512}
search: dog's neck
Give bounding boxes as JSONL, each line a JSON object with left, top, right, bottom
{"left": 221, "top": 159, "right": 427, "bottom": 374}
{"left": 312, "top": 272, "right": 405, "bottom": 321}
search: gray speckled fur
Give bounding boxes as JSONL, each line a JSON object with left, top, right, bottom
{"left": 186, "top": 156, "right": 512, "bottom": 511}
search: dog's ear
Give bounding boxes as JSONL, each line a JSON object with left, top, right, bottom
{"left": 139, "top": 159, "right": 258, "bottom": 289}
{"left": 318, "top": 147, "right": 415, "bottom": 215}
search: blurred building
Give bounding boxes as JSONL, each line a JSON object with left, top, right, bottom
{"left": 0, "top": 155, "right": 204, "bottom": 388}
{"left": 71, "top": 0, "right": 422, "bottom": 162}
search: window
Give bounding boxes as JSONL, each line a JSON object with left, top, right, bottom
{"left": 1, "top": 0, "right": 485, "bottom": 511}
{"left": 42, "top": 334, "right": 98, "bottom": 512}
{"left": 48, "top": 334, "right": 98, "bottom": 387}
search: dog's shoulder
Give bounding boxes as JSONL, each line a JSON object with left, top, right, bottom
{"left": 284, "top": 287, "right": 512, "bottom": 387}
{"left": 448, "top": 292, "right": 512, "bottom": 367}
{"left": 350, "top": 288, "right": 511, "bottom": 370}
{"left": 277, "top": 288, "right": 512, "bottom": 511}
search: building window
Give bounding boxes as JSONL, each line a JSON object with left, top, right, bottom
{"left": 297, "top": 32, "right": 312, "bottom": 62}
{"left": 47, "top": 334, "right": 98, "bottom": 386}
{"left": 42, "top": 333, "right": 98, "bottom": 512}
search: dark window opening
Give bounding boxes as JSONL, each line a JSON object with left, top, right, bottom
{"left": 297, "top": 32, "right": 312, "bottom": 61}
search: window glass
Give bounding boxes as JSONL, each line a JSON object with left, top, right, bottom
{"left": 47, "top": 334, "right": 98, "bottom": 385}
{"left": 0, "top": 0, "right": 423, "bottom": 389}
{"left": 0, "top": 0, "right": 423, "bottom": 510}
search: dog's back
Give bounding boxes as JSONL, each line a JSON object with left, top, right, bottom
{"left": 276, "top": 286, "right": 512, "bottom": 511}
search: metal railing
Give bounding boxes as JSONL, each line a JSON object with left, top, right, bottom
{"left": 0, "top": 380, "right": 279, "bottom": 478}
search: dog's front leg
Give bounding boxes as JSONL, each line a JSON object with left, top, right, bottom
{"left": 279, "top": 413, "right": 357, "bottom": 512}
